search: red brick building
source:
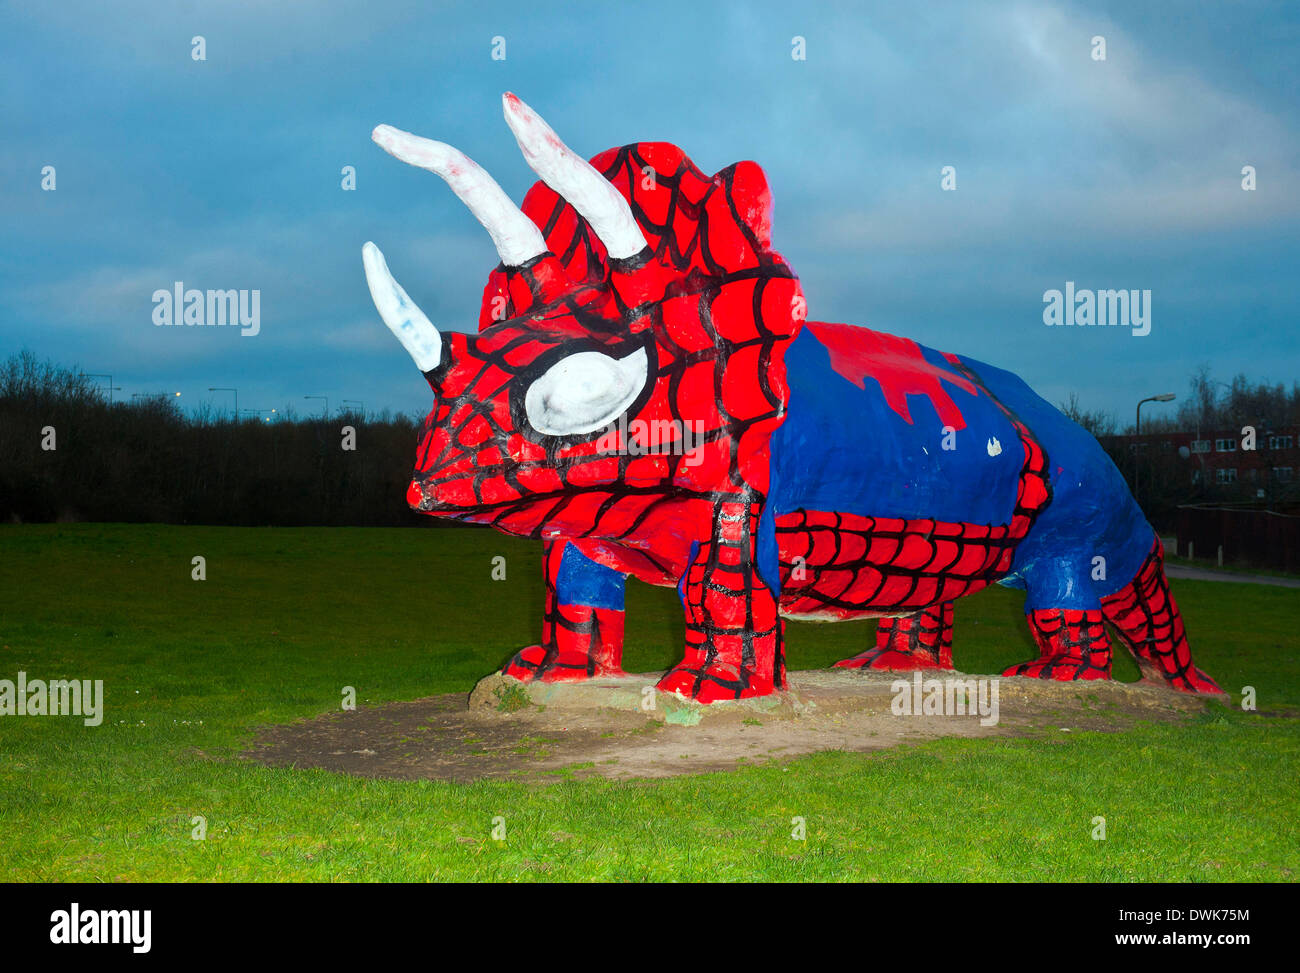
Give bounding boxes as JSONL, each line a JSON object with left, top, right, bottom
{"left": 1102, "top": 425, "right": 1299, "bottom": 498}
{"left": 1099, "top": 425, "right": 1300, "bottom": 571}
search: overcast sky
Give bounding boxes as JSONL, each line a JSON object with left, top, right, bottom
{"left": 3, "top": 0, "right": 1297, "bottom": 424}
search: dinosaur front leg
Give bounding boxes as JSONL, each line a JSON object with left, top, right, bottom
{"left": 503, "top": 539, "right": 627, "bottom": 683}
{"left": 835, "top": 602, "right": 955, "bottom": 671}
{"left": 657, "top": 502, "right": 786, "bottom": 703}
{"left": 1003, "top": 607, "right": 1112, "bottom": 681}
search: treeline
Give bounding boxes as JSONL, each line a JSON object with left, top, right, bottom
{"left": 1062, "top": 366, "right": 1300, "bottom": 437}
{"left": 0, "top": 353, "right": 427, "bottom": 526}
{"left": 4, "top": 353, "right": 1295, "bottom": 530}
{"left": 1061, "top": 366, "right": 1300, "bottom": 531}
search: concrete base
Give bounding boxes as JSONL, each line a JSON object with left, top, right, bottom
{"left": 251, "top": 668, "right": 1216, "bottom": 782}
{"left": 469, "top": 667, "right": 1206, "bottom": 727}
{"left": 469, "top": 671, "right": 810, "bottom": 725}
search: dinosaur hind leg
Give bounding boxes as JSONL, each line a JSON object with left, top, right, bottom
{"left": 1101, "top": 538, "right": 1224, "bottom": 696}
{"left": 1004, "top": 607, "right": 1113, "bottom": 681}
{"left": 835, "top": 602, "right": 954, "bottom": 671}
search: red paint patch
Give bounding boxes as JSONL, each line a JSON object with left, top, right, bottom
{"left": 807, "top": 321, "right": 977, "bottom": 430}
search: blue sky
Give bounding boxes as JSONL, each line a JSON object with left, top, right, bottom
{"left": 3, "top": 0, "right": 1297, "bottom": 425}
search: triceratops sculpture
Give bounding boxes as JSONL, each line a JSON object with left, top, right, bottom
{"left": 361, "top": 93, "right": 1223, "bottom": 703}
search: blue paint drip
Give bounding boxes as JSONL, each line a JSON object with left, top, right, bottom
{"left": 677, "top": 539, "right": 701, "bottom": 607}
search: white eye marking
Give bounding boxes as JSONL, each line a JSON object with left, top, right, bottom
{"left": 987, "top": 436, "right": 1002, "bottom": 457}
{"left": 524, "top": 346, "right": 648, "bottom": 436}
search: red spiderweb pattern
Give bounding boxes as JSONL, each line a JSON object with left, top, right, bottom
{"left": 671, "top": 502, "right": 786, "bottom": 700}
{"left": 835, "top": 601, "right": 955, "bottom": 671}
{"left": 406, "top": 150, "right": 799, "bottom": 529}
{"left": 999, "top": 537, "right": 1224, "bottom": 693}
{"left": 1099, "top": 537, "right": 1223, "bottom": 694}
{"left": 1008, "top": 609, "right": 1113, "bottom": 681}
{"left": 404, "top": 143, "right": 804, "bottom": 700}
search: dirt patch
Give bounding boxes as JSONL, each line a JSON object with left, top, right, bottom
{"left": 244, "top": 669, "right": 1216, "bottom": 782}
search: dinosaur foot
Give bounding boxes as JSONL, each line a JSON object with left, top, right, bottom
{"left": 1002, "top": 657, "right": 1112, "bottom": 681}
{"left": 834, "top": 647, "right": 952, "bottom": 672}
{"left": 656, "top": 663, "right": 779, "bottom": 703}
{"left": 1133, "top": 657, "right": 1227, "bottom": 697}
{"left": 502, "top": 645, "right": 624, "bottom": 683}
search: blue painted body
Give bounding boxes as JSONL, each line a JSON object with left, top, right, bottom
{"left": 760, "top": 327, "right": 1152, "bottom": 610}
{"left": 957, "top": 353, "right": 1152, "bottom": 609}
{"left": 561, "top": 323, "right": 1153, "bottom": 615}
{"left": 768, "top": 328, "right": 1024, "bottom": 526}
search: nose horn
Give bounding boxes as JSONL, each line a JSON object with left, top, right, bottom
{"left": 362, "top": 241, "right": 443, "bottom": 373}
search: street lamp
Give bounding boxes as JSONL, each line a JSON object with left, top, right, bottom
{"left": 342, "top": 399, "right": 365, "bottom": 418}
{"left": 1134, "top": 393, "right": 1175, "bottom": 507}
{"left": 304, "top": 395, "right": 329, "bottom": 418}
{"left": 1135, "top": 393, "right": 1175, "bottom": 435}
{"left": 209, "top": 387, "right": 238, "bottom": 418}
{"left": 80, "top": 372, "right": 117, "bottom": 404}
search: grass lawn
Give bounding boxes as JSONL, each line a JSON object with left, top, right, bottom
{"left": 1, "top": 523, "right": 1296, "bottom": 881}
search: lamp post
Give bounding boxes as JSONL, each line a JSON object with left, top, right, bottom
{"left": 80, "top": 372, "right": 116, "bottom": 404}
{"left": 209, "top": 387, "right": 238, "bottom": 419}
{"left": 1135, "top": 393, "right": 1176, "bottom": 506}
{"left": 305, "top": 395, "right": 329, "bottom": 418}
{"left": 1135, "top": 393, "right": 1175, "bottom": 435}
{"left": 342, "top": 399, "right": 365, "bottom": 418}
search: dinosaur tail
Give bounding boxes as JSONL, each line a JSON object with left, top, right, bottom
{"left": 1100, "top": 537, "right": 1225, "bottom": 696}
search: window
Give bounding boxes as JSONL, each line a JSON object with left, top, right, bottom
{"left": 1216, "top": 438, "right": 1237, "bottom": 452}
{"left": 1215, "top": 468, "right": 1237, "bottom": 484}
{"left": 1190, "top": 440, "right": 1212, "bottom": 454}
{"left": 1269, "top": 435, "right": 1294, "bottom": 450}
{"left": 1274, "top": 467, "right": 1294, "bottom": 482}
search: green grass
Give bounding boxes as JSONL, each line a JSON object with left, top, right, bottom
{"left": 1, "top": 523, "right": 1297, "bottom": 881}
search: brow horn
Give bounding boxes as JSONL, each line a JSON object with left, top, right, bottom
{"left": 372, "top": 124, "right": 547, "bottom": 268}
{"left": 501, "top": 92, "right": 648, "bottom": 261}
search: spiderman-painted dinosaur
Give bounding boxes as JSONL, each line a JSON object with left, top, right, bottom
{"left": 361, "top": 93, "right": 1224, "bottom": 703}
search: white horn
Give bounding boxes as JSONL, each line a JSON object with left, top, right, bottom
{"left": 362, "top": 242, "right": 442, "bottom": 372}
{"left": 501, "top": 93, "right": 648, "bottom": 260}
{"left": 372, "top": 125, "right": 547, "bottom": 268}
